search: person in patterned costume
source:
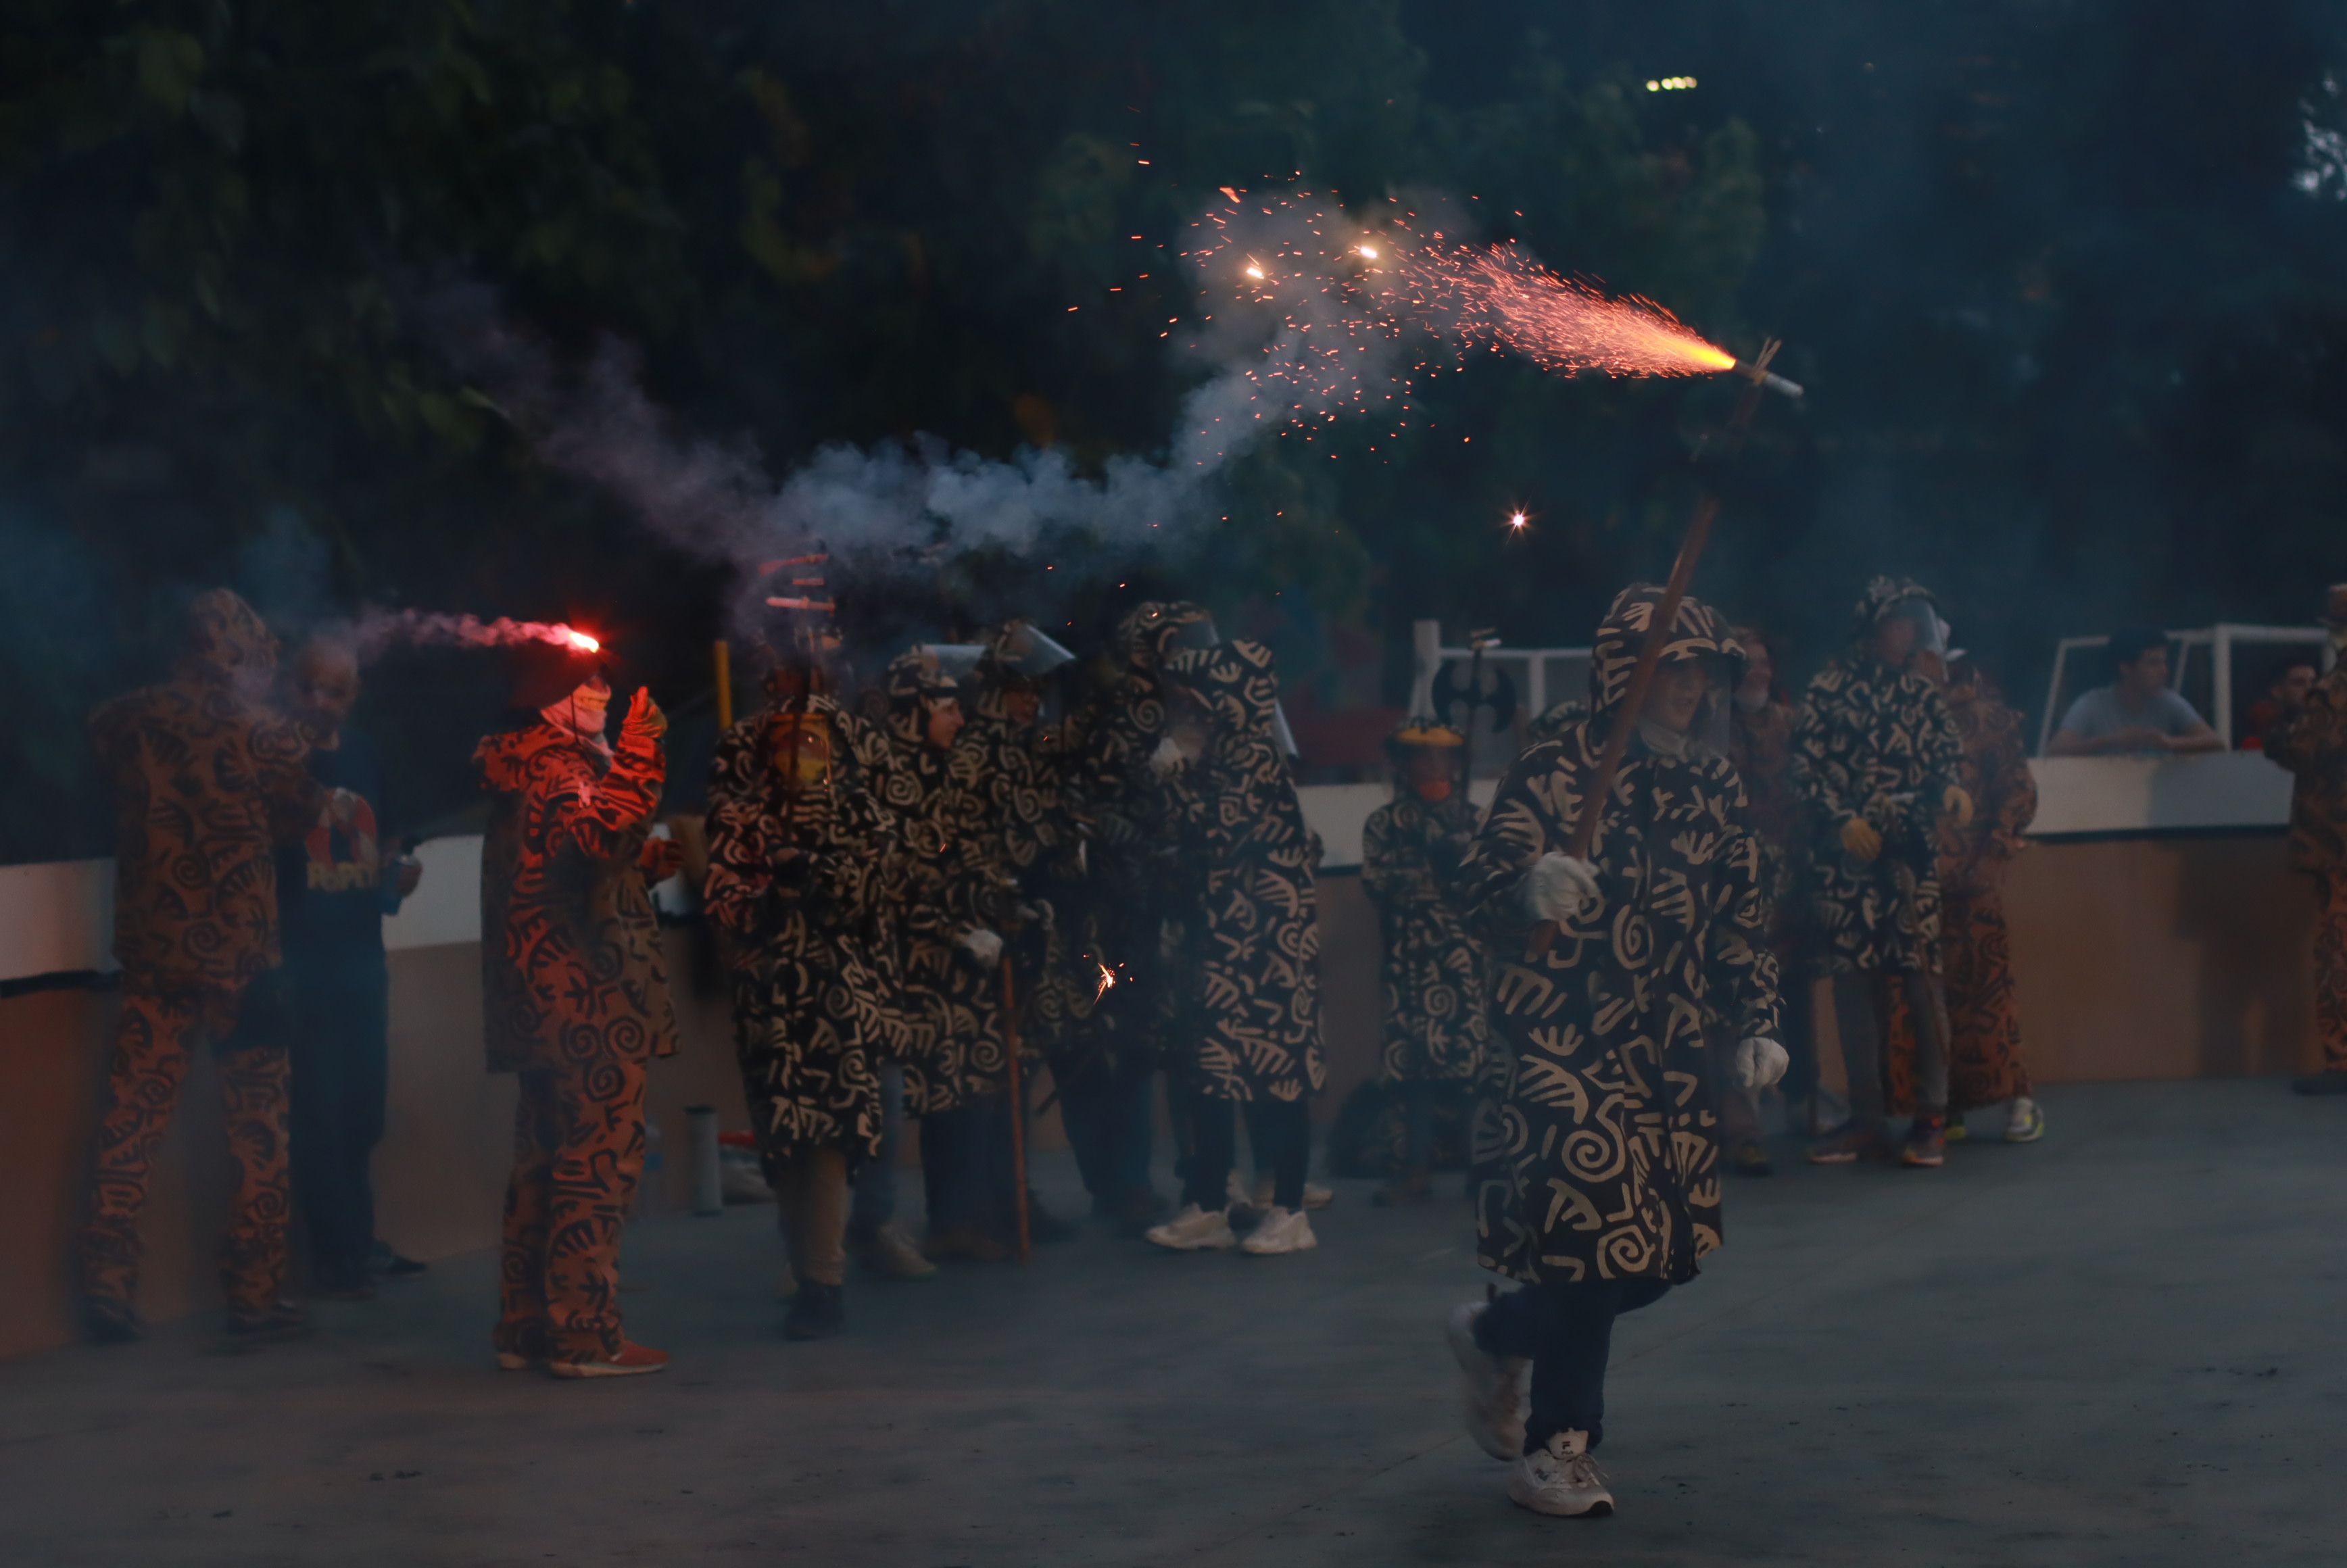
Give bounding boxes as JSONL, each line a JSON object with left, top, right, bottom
{"left": 1065, "top": 601, "right": 1215, "bottom": 1230}
{"left": 1442, "top": 584, "right": 1786, "bottom": 1520}
{"left": 1792, "top": 577, "right": 1974, "bottom": 1170}
{"left": 704, "top": 651, "right": 896, "bottom": 1338}
{"left": 1883, "top": 653, "right": 2046, "bottom": 1142}
{"left": 2266, "top": 583, "right": 2347, "bottom": 1097}
{"left": 1722, "top": 624, "right": 1811, "bottom": 1171}
{"left": 477, "top": 647, "right": 681, "bottom": 1378}
{"left": 1361, "top": 719, "right": 1486, "bottom": 1208}
{"left": 956, "top": 623, "right": 1092, "bottom": 1242}
{"left": 869, "top": 647, "right": 1019, "bottom": 1261}
{"left": 79, "top": 589, "right": 324, "bottom": 1346}
{"left": 1142, "top": 639, "right": 1328, "bottom": 1258}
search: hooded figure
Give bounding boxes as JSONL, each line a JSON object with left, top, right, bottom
{"left": 475, "top": 660, "right": 679, "bottom": 1378}
{"left": 1883, "top": 654, "right": 2043, "bottom": 1140}
{"left": 703, "top": 662, "right": 896, "bottom": 1337}
{"left": 2264, "top": 583, "right": 2347, "bottom": 1097}
{"left": 1442, "top": 585, "right": 1784, "bottom": 1520}
{"left": 869, "top": 647, "right": 1020, "bottom": 1260}
{"left": 80, "top": 589, "right": 323, "bottom": 1344}
{"left": 1361, "top": 720, "right": 1488, "bottom": 1206}
{"left": 1069, "top": 602, "right": 1217, "bottom": 1069}
{"left": 1790, "top": 576, "right": 1972, "bottom": 1167}
{"left": 957, "top": 623, "right": 1109, "bottom": 1233}
{"left": 1142, "top": 639, "right": 1328, "bottom": 1258}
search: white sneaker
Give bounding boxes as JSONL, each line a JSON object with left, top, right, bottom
{"left": 1507, "top": 1429, "right": 1614, "bottom": 1518}
{"left": 1239, "top": 1206, "right": 1318, "bottom": 1255}
{"left": 1144, "top": 1204, "right": 1238, "bottom": 1251}
{"left": 1247, "top": 1176, "right": 1335, "bottom": 1210}
{"left": 2004, "top": 1096, "right": 2046, "bottom": 1144}
{"left": 1445, "top": 1301, "right": 1530, "bottom": 1461}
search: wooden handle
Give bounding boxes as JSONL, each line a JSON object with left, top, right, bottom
{"left": 1526, "top": 351, "right": 1778, "bottom": 959}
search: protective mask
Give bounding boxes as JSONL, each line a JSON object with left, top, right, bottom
{"left": 768, "top": 715, "right": 834, "bottom": 790}
{"left": 1734, "top": 687, "right": 1770, "bottom": 715}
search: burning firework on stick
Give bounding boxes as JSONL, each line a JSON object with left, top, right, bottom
{"left": 350, "top": 608, "right": 600, "bottom": 659}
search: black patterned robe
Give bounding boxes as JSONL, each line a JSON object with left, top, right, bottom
{"left": 1456, "top": 587, "right": 1780, "bottom": 1286}
{"left": 1361, "top": 791, "right": 1488, "bottom": 1083}
{"left": 1161, "top": 639, "right": 1327, "bottom": 1104}
{"left": 869, "top": 650, "right": 1011, "bottom": 1112}
{"left": 702, "top": 695, "right": 889, "bottom": 1162}
{"left": 1791, "top": 579, "right": 1966, "bottom": 975}
{"left": 1065, "top": 602, "right": 1216, "bottom": 1064}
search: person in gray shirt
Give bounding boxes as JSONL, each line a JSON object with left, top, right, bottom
{"left": 2045, "top": 627, "right": 2223, "bottom": 756}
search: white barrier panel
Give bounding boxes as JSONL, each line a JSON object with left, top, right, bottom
{"left": 382, "top": 835, "right": 485, "bottom": 952}
{"left": 0, "top": 858, "right": 116, "bottom": 981}
{"left": 2027, "top": 752, "right": 2292, "bottom": 837}
{"left": 0, "top": 758, "right": 2288, "bottom": 983}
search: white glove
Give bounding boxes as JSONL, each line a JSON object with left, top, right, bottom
{"left": 1522, "top": 852, "right": 1601, "bottom": 923}
{"left": 960, "top": 928, "right": 1003, "bottom": 966}
{"left": 1734, "top": 1037, "right": 1789, "bottom": 1090}
{"left": 1149, "top": 735, "right": 1188, "bottom": 777}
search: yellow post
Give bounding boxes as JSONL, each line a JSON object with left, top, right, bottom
{"left": 712, "top": 639, "right": 734, "bottom": 731}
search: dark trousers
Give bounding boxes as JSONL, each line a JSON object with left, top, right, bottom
{"left": 1182, "top": 1091, "right": 1309, "bottom": 1210}
{"left": 285, "top": 950, "right": 389, "bottom": 1284}
{"left": 919, "top": 1092, "right": 1011, "bottom": 1233}
{"left": 1474, "top": 1278, "right": 1673, "bottom": 1451}
{"left": 1058, "top": 1054, "right": 1157, "bottom": 1203}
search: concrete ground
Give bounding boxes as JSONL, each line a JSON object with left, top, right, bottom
{"left": 2, "top": 1079, "right": 2342, "bottom": 1567}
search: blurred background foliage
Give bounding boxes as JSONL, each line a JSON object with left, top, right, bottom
{"left": 2, "top": 1, "right": 2342, "bottom": 857}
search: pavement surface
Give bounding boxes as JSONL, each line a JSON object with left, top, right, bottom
{"left": 3, "top": 1079, "right": 2343, "bottom": 1567}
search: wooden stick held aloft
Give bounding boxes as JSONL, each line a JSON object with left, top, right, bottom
{"left": 1530, "top": 341, "right": 1784, "bottom": 957}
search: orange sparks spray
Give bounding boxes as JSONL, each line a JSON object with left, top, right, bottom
{"left": 1429, "top": 245, "right": 1739, "bottom": 378}
{"left": 1169, "top": 185, "right": 1793, "bottom": 447}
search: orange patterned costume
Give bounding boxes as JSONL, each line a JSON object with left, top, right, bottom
{"left": 2265, "top": 629, "right": 2347, "bottom": 1076}
{"left": 477, "top": 704, "right": 678, "bottom": 1366}
{"left": 1887, "top": 676, "right": 2038, "bottom": 1112}
{"left": 80, "top": 590, "right": 321, "bottom": 1321}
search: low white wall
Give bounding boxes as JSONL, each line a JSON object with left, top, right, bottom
{"left": 0, "top": 758, "right": 2297, "bottom": 985}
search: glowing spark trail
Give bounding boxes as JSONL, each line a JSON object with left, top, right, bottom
{"left": 1171, "top": 185, "right": 1793, "bottom": 451}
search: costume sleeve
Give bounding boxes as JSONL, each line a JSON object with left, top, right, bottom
{"left": 1916, "top": 684, "right": 1966, "bottom": 790}
{"left": 1789, "top": 693, "right": 1854, "bottom": 827}
{"left": 1192, "top": 735, "right": 1295, "bottom": 862}
{"left": 1454, "top": 743, "right": 1557, "bottom": 949}
{"left": 1708, "top": 773, "right": 1783, "bottom": 1042}
{"left": 1985, "top": 713, "right": 2037, "bottom": 859}
{"left": 1360, "top": 804, "right": 1409, "bottom": 904}
{"left": 542, "top": 738, "right": 664, "bottom": 863}
{"left": 251, "top": 712, "right": 324, "bottom": 845}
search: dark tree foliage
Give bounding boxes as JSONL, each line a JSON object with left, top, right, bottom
{"left": 2, "top": 0, "right": 2340, "bottom": 861}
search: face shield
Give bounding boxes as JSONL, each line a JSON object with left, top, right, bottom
{"left": 1874, "top": 598, "right": 1943, "bottom": 666}
{"left": 767, "top": 712, "right": 835, "bottom": 793}
{"left": 992, "top": 623, "right": 1075, "bottom": 679}
{"left": 1637, "top": 653, "right": 1737, "bottom": 760}
{"left": 1166, "top": 616, "right": 1221, "bottom": 654}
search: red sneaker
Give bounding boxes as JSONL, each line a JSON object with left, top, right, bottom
{"left": 549, "top": 1342, "right": 669, "bottom": 1379}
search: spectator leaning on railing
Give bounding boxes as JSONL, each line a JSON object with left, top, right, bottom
{"left": 2043, "top": 628, "right": 2223, "bottom": 757}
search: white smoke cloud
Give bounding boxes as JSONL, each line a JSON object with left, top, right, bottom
{"left": 425, "top": 188, "right": 1409, "bottom": 633}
